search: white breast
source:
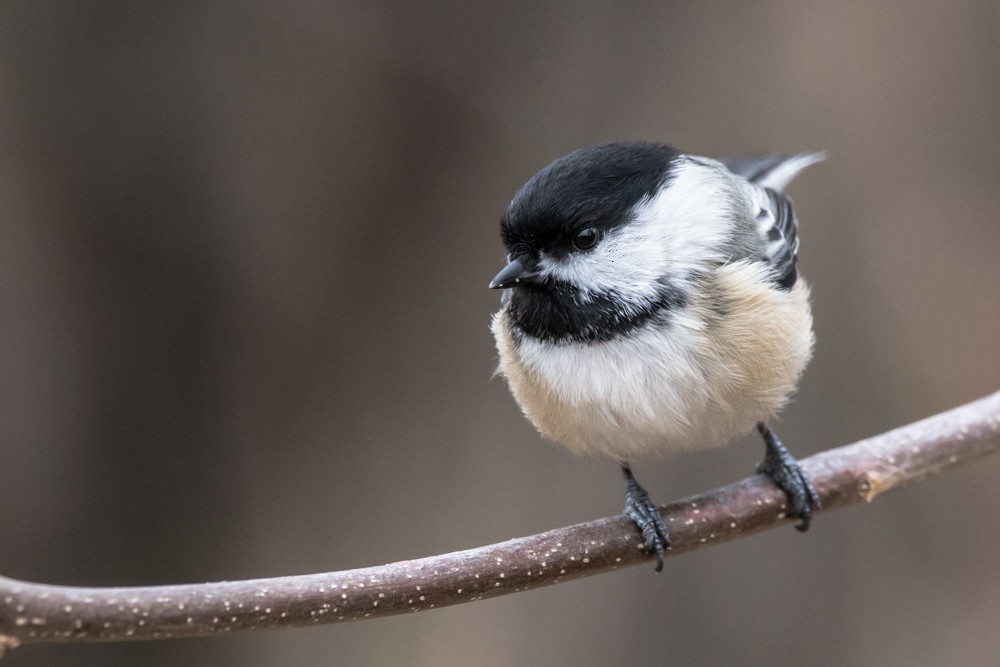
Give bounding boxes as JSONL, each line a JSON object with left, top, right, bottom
{"left": 492, "top": 261, "right": 814, "bottom": 460}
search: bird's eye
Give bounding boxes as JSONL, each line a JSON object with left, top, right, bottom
{"left": 573, "top": 227, "right": 599, "bottom": 251}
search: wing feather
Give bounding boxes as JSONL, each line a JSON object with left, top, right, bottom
{"left": 722, "top": 152, "right": 824, "bottom": 289}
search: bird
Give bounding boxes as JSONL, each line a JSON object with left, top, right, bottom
{"left": 489, "top": 141, "right": 824, "bottom": 571}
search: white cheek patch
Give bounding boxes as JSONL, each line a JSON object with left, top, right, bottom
{"left": 536, "top": 160, "right": 736, "bottom": 300}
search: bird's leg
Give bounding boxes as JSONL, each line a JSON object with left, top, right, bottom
{"left": 755, "top": 422, "right": 821, "bottom": 531}
{"left": 621, "top": 462, "right": 669, "bottom": 572}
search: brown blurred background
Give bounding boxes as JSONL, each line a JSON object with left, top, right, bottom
{"left": 1, "top": 2, "right": 998, "bottom": 666}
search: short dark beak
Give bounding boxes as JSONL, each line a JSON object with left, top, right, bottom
{"left": 489, "top": 258, "right": 534, "bottom": 289}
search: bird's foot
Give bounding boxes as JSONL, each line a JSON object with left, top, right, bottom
{"left": 756, "top": 422, "right": 821, "bottom": 531}
{"left": 621, "top": 464, "right": 669, "bottom": 571}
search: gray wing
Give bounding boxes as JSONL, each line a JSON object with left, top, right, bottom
{"left": 721, "top": 152, "right": 825, "bottom": 290}
{"left": 758, "top": 187, "right": 800, "bottom": 290}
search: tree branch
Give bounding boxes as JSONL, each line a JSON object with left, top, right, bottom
{"left": 2, "top": 392, "right": 998, "bottom": 656}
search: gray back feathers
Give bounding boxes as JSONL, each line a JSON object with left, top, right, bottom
{"left": 721, "top": 152, "right": 826, "bottom": 192}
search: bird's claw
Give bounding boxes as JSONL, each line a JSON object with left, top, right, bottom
{"left": 756, "top": 423, "right": 821, "bottom": 531}
{"left": 622, "top": 465, "right": 669, "bottom": 571}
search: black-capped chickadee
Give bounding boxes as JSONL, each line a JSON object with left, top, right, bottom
{"left": 489, "top": 142, "right": 824, "bottom": 571}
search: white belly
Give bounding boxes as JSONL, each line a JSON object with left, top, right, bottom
{"left": 492, "top": 262, "right": 814, "bottom": 460}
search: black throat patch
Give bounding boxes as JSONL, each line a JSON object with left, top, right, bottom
{"left": 506, "top": 279, "right": 687, "bottom": 344}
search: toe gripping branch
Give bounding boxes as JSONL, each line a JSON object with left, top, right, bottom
{"left": 620, "top": 424, "right": 817, "bottom": 572}
{"left": 621, "top": 463, "right": 670, "bottom": 572}
{"left": 756, "top": 422, "right": 822, "bottom": 531}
